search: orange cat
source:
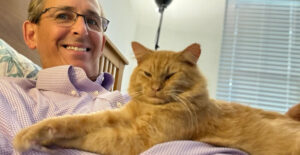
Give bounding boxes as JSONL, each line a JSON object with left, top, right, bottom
{"left": 14, "top": 42, "right": 300, "bottom": 155}
{"left": 286, "top": 103, "right": 300, "bottom": 121}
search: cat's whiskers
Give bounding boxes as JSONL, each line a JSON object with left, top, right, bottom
{"left": 130, "top": 91, "right": 143, "bottom": 98}
{"left": 164, "top": 89, "right": 184, "bottom": 98}
{"left": 171, "top": 94, "right": 198, "bottom": 139}
{"left": 178, "top": 95, "right": 200, "bottom": 137}
{"left": 166, "top": 89, "right": 184, "bottom": 94}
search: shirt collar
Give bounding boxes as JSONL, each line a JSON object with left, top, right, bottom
{"left": 36, "top": 65, "right": 114, "bottom": 96}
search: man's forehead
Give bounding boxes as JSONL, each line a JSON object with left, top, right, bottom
{"left": 44, "top": 0, "right": 102, "bottom": 15}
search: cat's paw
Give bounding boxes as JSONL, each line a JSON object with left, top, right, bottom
{"left": 13, "top": 123, "right": 57, "bottom": 152}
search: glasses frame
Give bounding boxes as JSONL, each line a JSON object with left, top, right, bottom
{"left": 36, "top": 7, "right": 109, "bottom": 32}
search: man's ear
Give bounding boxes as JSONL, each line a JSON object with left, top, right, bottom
{"left": 131, "top": 41, "right": 152, "bottom": 64}
{"left": 23, "top": 21, "right": 37, "bottom": 49}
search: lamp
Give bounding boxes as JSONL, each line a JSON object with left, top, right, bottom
{"left": 154, "top": 0, "right": 173, "bottom": 50}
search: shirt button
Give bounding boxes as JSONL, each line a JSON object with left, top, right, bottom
{"left": 93, "top": 91, "right": 99, "bottom": 96}
{"left": 116, "top": 102, "right": 123, "bottom": 108}
{"left": 71, "top": 90, "right": 77, "bottom": 96}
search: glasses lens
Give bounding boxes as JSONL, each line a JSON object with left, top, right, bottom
{"left": 52, "top": 9, "right": 76, "bottom": 26}
{"left": 85, "top": 15, "right": 102, "bottom": 32}
{"left": 46, "top": 8, "right": 109, "bottom": 32}
{"left": 101, "top": 18, "right": 109, "bottom": 32}
{"left": 85, "top": 16, "right": 109, "bottom": 32}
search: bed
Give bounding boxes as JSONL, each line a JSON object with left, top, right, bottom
{"left": 0, "top": 0, "right": 128, "bottom": 91}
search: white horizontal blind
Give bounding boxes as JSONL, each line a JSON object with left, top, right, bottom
{"left": 217, "top": 0, "right": 300, "bottom": 113}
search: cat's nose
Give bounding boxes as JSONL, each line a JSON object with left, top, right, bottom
{"left": 151, "top": 84, "right": 162, "bottom": 92}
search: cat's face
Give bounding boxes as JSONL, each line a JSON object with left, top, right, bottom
{"left": 129, "top": 42, "right": 202, "bottom": 104}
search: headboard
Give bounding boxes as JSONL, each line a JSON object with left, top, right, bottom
{"left": 0, "top": 0, "right": 128, "bottom": 91}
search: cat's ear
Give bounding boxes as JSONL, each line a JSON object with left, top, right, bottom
{"left": 181, "top": 43, "right": 201, "bottom": 65}
{"left": 131, "top": 42, "right": 153, "bottom": 64}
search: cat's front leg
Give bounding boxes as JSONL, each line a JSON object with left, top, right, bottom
{"left": 13, "top": 117, "right": 66, "bottom": 152}
{"left": 13, "top": 113, "right": 103, "bottom": 152}
{"left": 14, "top": 110, "right": 127, "bottom": 153}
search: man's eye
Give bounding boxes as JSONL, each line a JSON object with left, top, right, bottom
{"left": 55, "top": 13, "right": 73, "bottom": 20}
{"left": 86, "top": 17, "right": 99, "bottom": 26}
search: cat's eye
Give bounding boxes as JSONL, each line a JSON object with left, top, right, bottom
{"left": 165, "top": 73, "right": 175, "bottom": 80}
{"left": 144, "top": 71, "right": 152, "bottom": 77}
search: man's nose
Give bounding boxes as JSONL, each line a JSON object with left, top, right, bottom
{"left": 71, "top": 16, "right": 89, "bottom": 35}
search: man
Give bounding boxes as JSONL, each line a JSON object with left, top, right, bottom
{"left": 0, "top": 0, "right": 247, "bottom": 154}
{"left": 24, "top": 0, "right": 105, "bottom": 80}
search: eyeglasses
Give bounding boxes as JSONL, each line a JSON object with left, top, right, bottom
{"left": 37, "top": 7, "right": 109, "bottom": 32}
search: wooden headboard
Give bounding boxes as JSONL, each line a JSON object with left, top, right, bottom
{"left": 0, "top": 0, "right": 128, "bottom": 91}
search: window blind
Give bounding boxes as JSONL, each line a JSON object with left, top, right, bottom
{"left": 217, "top": 0, "right": 300, "bottom": 113}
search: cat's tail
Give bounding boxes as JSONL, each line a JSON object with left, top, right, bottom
{"left": 286, "top": 103, "right": 300, "bottom": 121}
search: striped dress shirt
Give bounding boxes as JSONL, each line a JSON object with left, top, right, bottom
{"left": 0, "top": 65, "right": 247, "bottom": 155}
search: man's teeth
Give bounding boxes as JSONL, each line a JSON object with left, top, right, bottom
{"left": 66, "top": 46, "right": 88, "bottom": 52}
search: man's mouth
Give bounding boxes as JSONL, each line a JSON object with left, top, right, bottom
{"left": 63, "top": 45, "right": 91, "bottom": 52}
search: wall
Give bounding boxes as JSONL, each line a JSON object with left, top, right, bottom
{"left": 99, "top": 0, "right": 137, "bottom": 61}
{"left": 100, "top": 0, "right": 226, "bottom": 98}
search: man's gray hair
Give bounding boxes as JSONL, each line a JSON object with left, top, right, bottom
{"left": 27, "top": 0, "right": 104, "bottom": 23}
{"left": 27, "top": 0, "right": 45, "bottom": 23}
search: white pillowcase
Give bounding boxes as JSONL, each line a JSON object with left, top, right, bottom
{"left": 0, "top": 39, "right": 41, "bottom": 79}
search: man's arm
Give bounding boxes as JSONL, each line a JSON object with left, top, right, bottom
{"left": 142, "top": 141, "right": 248, "bottom": 155}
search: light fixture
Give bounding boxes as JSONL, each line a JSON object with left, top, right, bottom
{"left": 154, "top": 0, "right": 173, "bottom": 50}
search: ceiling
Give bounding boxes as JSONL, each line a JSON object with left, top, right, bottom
{"left": 129, "top": 0, "right": 226, "bottom": 32}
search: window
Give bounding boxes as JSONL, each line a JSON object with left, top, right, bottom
{"left": 217, "top": 0, "right": 300, "bottom": 113}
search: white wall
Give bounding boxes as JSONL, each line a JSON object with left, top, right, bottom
{"left": 99, "top": 0, "right": 136, "bottom": 60}
{"left": 100, "top": 0, "right": 226, "bottom": 98}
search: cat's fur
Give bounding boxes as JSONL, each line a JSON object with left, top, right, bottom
{"left": 14, "top": 42, "right": 300, "bottom": 155}
{"left": 286, "top": 103, "right": 300, "bottom": 121}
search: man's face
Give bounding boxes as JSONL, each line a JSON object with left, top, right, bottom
{"left": 33, "top": 0, "right": 105, "bottom": 79}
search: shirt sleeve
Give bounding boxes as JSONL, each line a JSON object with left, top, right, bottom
{"left": 0, "top": 88, "right": 16, "bottom": 154}
{"left": 141, "top": 141, "right": 248, "bottom": 155}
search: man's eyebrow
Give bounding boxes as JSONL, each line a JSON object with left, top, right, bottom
{"left": 86, "top": 10, "right": 101, "bottom": 17}
{"left": 55, "top": 6, "right": 75, "bottom": 11}
{"left": 53, "top": 6, "right": 101, "bottom": 17}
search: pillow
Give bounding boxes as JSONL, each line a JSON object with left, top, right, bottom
{"left": 0, "top": 39, "right": 41, "bottom": 79}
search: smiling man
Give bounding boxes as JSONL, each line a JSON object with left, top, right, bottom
{"left": 24, "top": 0, "right": 106, "bottom": 80}
{"left": 0, "top": 0, "right": 248, "bottom": 154}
